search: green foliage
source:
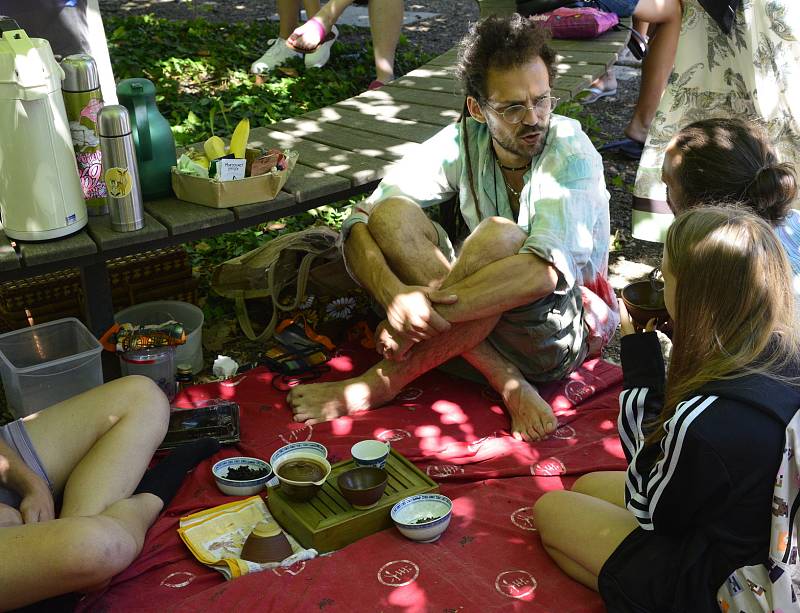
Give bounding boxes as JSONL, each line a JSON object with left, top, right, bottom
{"left": 105, "top": 14, "right": 434, "bottom": 323}
{"left": 555, "top": 99, "right": 602, "bottom": 144}
{"left": 105, "top": 15, "right": 433, "bottom": 146}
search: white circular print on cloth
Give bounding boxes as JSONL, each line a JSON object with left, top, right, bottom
{"left": 530, "top": 457, "right": 567, "bottom": 476}
{"left": 378, "top": 560, "right": 420, "bottom": 587}
{"left": 272, "top": 561, "right": 306, "bottom": 576}
{"left": 510, "top": 506, "right": 537, "bottom": 531}
{"left": 426, "top": 464, "right": 465, "bottom": 478}
{"left": 377, "top": 429, "right": 412, "bottom": 443}
{"left": 495, "top": 570, "right": 538, "bottom": 599}
{"left": 548, "top": 424, "right": 576, "bottom": 440}
{"left": 160, "top": 571, "right": 196, "bottom": 588}
{"left": 279, "top": 424, "right": 313, "bottom": 444}
{"left": 565, "top": 380, "right": 596, "bottom": 404}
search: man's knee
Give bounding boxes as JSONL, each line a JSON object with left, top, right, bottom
{"left": 60, "top": 517, "right": 139, "bottom": 586}
{"left": 368, "top": 197, "right": 437, "bottom": 246}
{"left": 463, "top": 216, "right": 527, "bottom": 261}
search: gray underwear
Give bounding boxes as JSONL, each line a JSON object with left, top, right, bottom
{"left": 0, "top": 419, "right": 53, "bottom": 509}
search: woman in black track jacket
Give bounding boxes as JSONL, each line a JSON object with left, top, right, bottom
{"left": 534, "top": 206, "right": 800, "bottom": 612}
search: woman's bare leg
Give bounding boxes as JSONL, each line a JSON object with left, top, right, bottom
{"left": 533, "top": 488, "right": 638, "bottom": 590}
{"left": 0, "top": 493, "right": 163, "bottom": 611}
{"left": 22, "top": 375, "right": 169, "bottom": 518}
{"left": 368, "top": 0, "right": 403, "bottom": 83}
{"left": 625, "top": 0, "right": 681, "bottom": 142}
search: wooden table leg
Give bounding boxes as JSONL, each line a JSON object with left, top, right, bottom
{"left": 80, "top": 260, "right": 120, "bottom": 381}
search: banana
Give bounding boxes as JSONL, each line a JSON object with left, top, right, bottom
{"left": 203, "top": 135, "right": 227, "bottom": 161}
{"left": 229, "top": 118, "right": 250, "bottom": 159}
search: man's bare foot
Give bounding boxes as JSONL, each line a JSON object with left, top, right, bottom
{"left": 503, "top": 379, "right": 557, "bottom": 442}
{"left": 375, "top": 320, "right": 416, "bottom": 362}
{"left": 287, "top": 369, "right": 395, "bottom": 424}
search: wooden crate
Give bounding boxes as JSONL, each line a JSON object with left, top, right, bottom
{"left": 268, "top": 449, "right": 437, "bottom": 553}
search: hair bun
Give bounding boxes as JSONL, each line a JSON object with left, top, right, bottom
{"left": 747, "top": 161, "right": 797, "bottom": 223}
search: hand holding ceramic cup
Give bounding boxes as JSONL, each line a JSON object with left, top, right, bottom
{"left": 351, "top": 440, "right": 390, "bottom": 469}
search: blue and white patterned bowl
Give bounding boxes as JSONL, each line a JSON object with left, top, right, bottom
{"left": 391, "top": 494, "right": 453, "bottom": 543}
{"left": 270, "top": 441, "right": 328, "bottom": 469}
{"left": 212, "top": 457, "right": 273, "bottom": 496}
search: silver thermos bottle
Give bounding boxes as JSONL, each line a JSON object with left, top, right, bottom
{"left": 61, "top": 53, "right": 108, "bottom": 216}
{"left": 98, "top": 105, "right": 144, "bottom": 232}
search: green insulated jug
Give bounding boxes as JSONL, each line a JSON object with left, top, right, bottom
{"left": 116, "top": 78, "right": 176, "bottom": 200}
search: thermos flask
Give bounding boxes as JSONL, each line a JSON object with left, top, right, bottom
{"left": 0, "top": 16, "right": 87, "bottom": 241}
{"left": 61, "top": 53, "right": 107, "bottom": 215}
{"left": 98, "top": 105, "right": 144, "bottom": 232}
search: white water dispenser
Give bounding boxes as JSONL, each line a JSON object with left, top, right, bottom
{"left": 0, "top": 17, "right": 87, "bottom": 241}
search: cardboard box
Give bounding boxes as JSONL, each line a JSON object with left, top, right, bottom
{"left": 171, "top": 150, "right": 298, "bottom": 208}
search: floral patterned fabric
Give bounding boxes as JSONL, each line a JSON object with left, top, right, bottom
{"left": 631, "top": 0, "right": 800, "bottom": 242}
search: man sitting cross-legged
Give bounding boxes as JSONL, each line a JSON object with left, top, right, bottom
{"left": 288, "top": 15, "right": 617, "bottom": 441}
{"left": 0, "top": 376, "right": 219, "bottom": 610}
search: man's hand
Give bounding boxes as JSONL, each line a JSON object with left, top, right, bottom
{"left": 385, "top": 285, "right": 457, "bottom": 343}
{"left": 0, "top": 503, "right": 22, "bottom": 527}
{"left": 17, "top": 476, "right": 54, "bottom": 524}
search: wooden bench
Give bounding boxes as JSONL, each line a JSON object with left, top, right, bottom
{"left": 0, "top": 10, "right": 629, "bottom": 339}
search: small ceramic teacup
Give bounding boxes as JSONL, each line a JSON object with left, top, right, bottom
{"left": 351, "top": 439, "right": 390, "bottom": 469}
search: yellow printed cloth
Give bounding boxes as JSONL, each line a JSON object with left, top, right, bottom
{"left": 178, "top": 496, "right": 317, "bottom": 580}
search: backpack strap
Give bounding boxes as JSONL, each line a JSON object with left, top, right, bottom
{"left": 236, "top": 239, "right": 334, "bottom": 342}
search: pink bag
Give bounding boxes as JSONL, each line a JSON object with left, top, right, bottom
{"left": 530, "top": 7, "right": 619, "bottom": 39}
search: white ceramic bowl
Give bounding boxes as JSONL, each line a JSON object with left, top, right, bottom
{"left": 391, "top": 494, "right": 453, "bottom": 543}
{"left": 212, "top": 457, "right": 273, "bottom": 496}
{"left": 270, "top": 441, "right": 328, "bottom": 469}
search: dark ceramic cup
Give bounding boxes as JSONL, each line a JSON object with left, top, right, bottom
{"left": 337, "top": 467, "right": 388, "bottom": 509}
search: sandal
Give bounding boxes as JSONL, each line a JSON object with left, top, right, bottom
{"left": 576, "top": 85, "right": 618, "bottom": 104}
{"left": 286, "top": 17, "right": 337, "bottom": 54}
{"left": 597, "top": 137, "right": 644, "bottom": 161}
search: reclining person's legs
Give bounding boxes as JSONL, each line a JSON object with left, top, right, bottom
{"left": 22, "top": 375, "right": 170, "bottom": 517}
{"left": 0, "top": 376, "right": 170, "bottom": 609}
{"left": 0, "top": 493, "right": 164, "bottom": 610}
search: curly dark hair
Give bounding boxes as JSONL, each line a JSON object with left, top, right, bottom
{"left": 456, "top": 13, "right": 556, "bottom": 102}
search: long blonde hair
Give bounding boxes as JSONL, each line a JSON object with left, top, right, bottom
{"left": 648, "top": 206, "right": 800, "bottom": 445}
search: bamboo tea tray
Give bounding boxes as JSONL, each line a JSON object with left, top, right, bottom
{"left": 267, "top": 449, "right": 437, "bottom": 553}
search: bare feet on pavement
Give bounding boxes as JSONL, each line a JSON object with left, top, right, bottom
{"left": 503, "top": 379, "right": 558, "bottom": 442}
{"left": 287, "top": 370, "right": 395, "bottom": 424}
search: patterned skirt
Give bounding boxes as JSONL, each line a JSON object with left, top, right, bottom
{"left": 631, "top": 0, "right": 800, "bottom": 242}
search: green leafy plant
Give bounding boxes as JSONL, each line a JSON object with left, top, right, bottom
{"left": 106, "top": 15, "right": 434, "bottom": 323}
{"left": 106, "top": 15, "right": 434, "bottom": 146}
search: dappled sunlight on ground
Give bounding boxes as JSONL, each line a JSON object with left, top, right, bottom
{"left": 608, "top": 257, "right": 657, "bottom": 291}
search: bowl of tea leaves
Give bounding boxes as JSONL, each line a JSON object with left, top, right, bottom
{"left": 212, "top": 456, "right": 273, "bottom": 496}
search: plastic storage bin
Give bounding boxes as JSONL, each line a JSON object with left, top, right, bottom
{"left": 0, "top": 318, "right": 103, "bottom": 418}
{"left": 115, "top": 301, "right": 203, "bottom": 374}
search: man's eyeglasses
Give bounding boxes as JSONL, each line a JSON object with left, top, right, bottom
{"left": 484, "top": 96, "right": 560, "bottom": 124}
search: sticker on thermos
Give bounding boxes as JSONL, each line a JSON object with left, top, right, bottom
{"left": 105, "top": 167, "right": 133, "bottom": 198}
